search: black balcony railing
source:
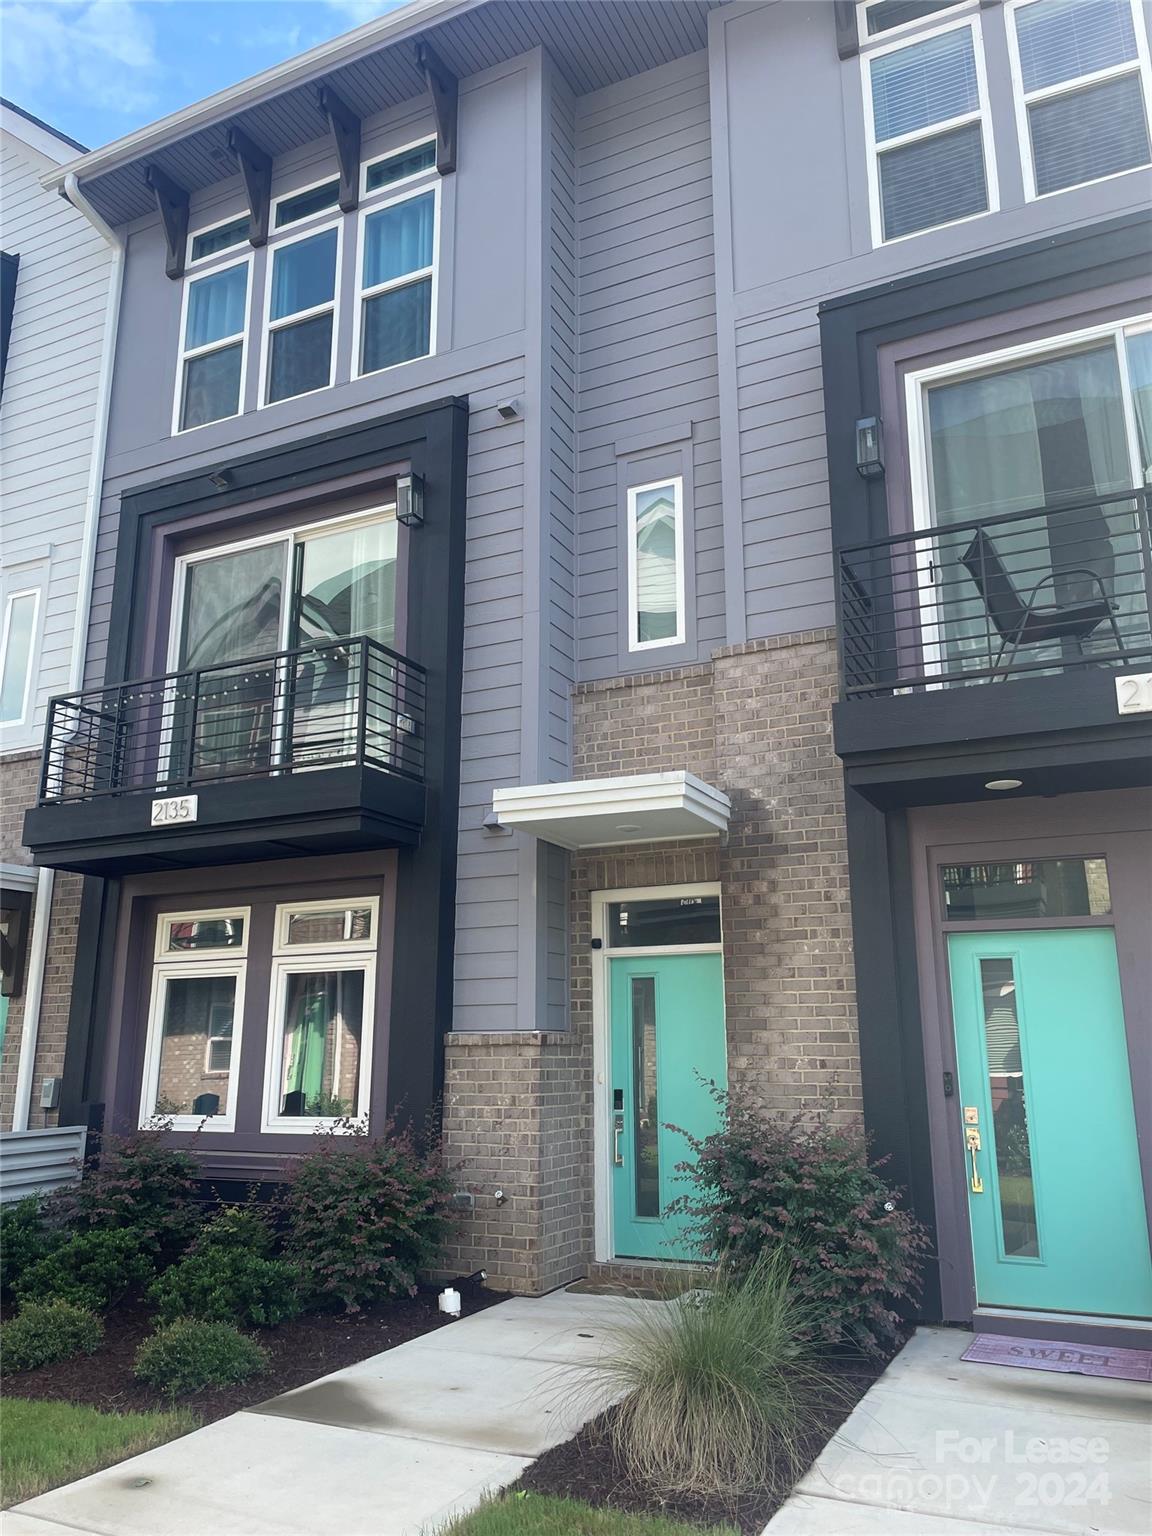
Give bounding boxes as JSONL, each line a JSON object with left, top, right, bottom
{"left": 836, "top": 488, "right": 1152, "bottom": 697}
{"left": 38, "top": 636, "right": 426, "bottom": 806}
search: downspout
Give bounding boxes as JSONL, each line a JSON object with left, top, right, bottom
{"left": 11, "top": 174, "right": 124, "bottom": 1130}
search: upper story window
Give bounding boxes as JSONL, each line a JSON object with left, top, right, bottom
{"left": 627, "top": 477, "right": 685, "bottom": 651}
{"left": 861, "top": 0, "right": 969, "bottom": 39}
{"left": 0, "top": 556, "right": 49, "bottom": 748}
{"left": 1006, "top": 0, "right": 1151, "bottom": 199}
{"left": 355, "top": 187, "right": 437, "bottom": 377}
{"left": 175, "top": 256, "right": 251, "bottom": 432}
{"left": 862, "top": 10, "right": 995, "bottom": 243}
{"left": 263, "top": 223, "right": 341, "bottom": 405}
{"left": 176, "top": 140, "right": 439, "bottom": 433}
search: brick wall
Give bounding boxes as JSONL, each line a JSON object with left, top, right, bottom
{"left": 441, "top": 626, "right": 860, "bottom": 1293}
{"left": 0, "top": 751, "right": 81, "bottom": 1128}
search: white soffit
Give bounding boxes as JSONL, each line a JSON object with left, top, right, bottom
{"left": 491, "top": 772, "right": 730, "bottom": 851}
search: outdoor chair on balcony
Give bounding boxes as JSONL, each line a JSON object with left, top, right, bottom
{"left": 961, "top": 526, "right": 1128, "bottom": 679}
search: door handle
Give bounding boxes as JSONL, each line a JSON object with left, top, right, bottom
{"left": 613, "top": 1114, "right": 624, "bottom": 1167}
{"left": 965, "top": 1123, "right": 984, "bottom": 1194}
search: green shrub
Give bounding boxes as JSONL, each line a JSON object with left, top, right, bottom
{"left": 3, "top": 1301, "right": 104, "bottom": 1372}
{"left": 677, "top": 1091, "right": 932, "bottom": 1355}
{"left": 189, "top": 1204, "right": 275, "bottom": 1259}
{"left": 280, "top": 1118, "right": 452, "bottom": 1312}
{"left": 46, "top": 1127, "right": 199, "bottom": 1265}
{"left": 134, "top": 1320, "right": 267, "bottom": 1397}
{"left": 593, "top": 1252, "right": 834, "bottom": 1496}
{"left": 1, "top": 1197, "right": 54, "bottom": 1299}
{"left": 16, "top": 1227, "right": 154, "bottom": 1312}
{"left": 148, "top": 1247, "right": 301, "bottom": 1327}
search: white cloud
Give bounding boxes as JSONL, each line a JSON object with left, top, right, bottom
{"left": 0, "top": 0, "right": 160, "bottom": 116}
{"left": 322, "top": 0, "right": 404, "bottom": 28}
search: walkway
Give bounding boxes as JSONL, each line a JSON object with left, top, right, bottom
{"left": 764, "top": 1326, "right": 1152, "bottom": 1535}
{"left": 7, "top": 1289, "right": 655, "bottom": 1536}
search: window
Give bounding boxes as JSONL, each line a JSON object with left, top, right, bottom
{"left": 263, "top": 224, "right": 340, "bottom": 404}
{"left": 1007, "top": 0, "right": 1152, "bottom": 199}
{"left": 189, "top": 216, "right": 250, "bottom": 265}
{"left": 627, "top": 478, "right": 685, "bottom": 650}
{"left": 0, "top": 587, "right": 40, "bottom": 728}
{"left": 175, "top": 256, "right": 250, "bottom": 432}
{"left": 364, "top": 138, "right": 436, "bottom": 193}
{"left": 273, "top": 179, "right": 340, "bottom": 229}
{"left": 141, "top": 908, "right": 250, "bottom": 1131}
{"left": 263, "top": 898, "right": 378, "bottom": 1130}
{"left": 861, "top": 0, "right": 970, "bottom": 39}
{"left": 355, "top": 186, "right": 437, "bottom": 376}
{"left": 862, "top": 13, "right": 995, "bottom": 242}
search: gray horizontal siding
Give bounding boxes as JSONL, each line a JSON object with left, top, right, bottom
{"left": 574, "top": 49, "right": 723, "bottom": 680}
{"left": 0, "top": 1126, "right": 87, "bottom": 1203}
{"left": 736, "top": 307, "right": 835, "bottom": 639}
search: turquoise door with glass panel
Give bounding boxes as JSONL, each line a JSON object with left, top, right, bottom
{"left": 610, "top": 953, "right": 726, "bottom": 1261}
{"left": 948, "top": 929, "right": 1152, "bottom": 1318}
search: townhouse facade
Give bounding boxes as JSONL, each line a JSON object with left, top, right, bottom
{"left": 0, "top": 99, "right": 114, "bottom": 1136}
{"left": 16, "top": 0, "right": 1152, "bottom": 1345}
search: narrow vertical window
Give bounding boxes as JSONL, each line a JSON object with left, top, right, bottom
{"left": 356, "top": 189, "right": 436, "bottom": 376}
{"left": 627, "top": 478, "right": 685, "bottom": 650}
{"left": 0, "top": 588, "right": 40, "bottom": 725}
{"left": 265, "top": 225, "right": 339, "bottom": 404}
{"left": 1008, "top": 0, "right": 1151, "bottom": 198}
{"left": 863, "top": 17, "right": 994, "bottom": 242}
{"left": 176, "top": 258, "right": 249, "bottom": 431}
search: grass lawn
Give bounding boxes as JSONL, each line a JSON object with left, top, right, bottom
{"left": 1, "top": 1398, "right": 198, "bottom": 1508}
{"left": 447, "top": 1494, "right": 738, "bottom": 1536}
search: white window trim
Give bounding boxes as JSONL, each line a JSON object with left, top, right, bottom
{"left": 155, "top": 906, "right": 251, "bottom": 962}
{"left": 861, "top": 11, "right": 999, "bottom": 248}
{"left": 270, "top": 173, "right": 342, "bottom": 233}
{"left": 171, "top": 251, "right": 254, "bottom": 436}
{"left": 261, "top": 952, "right": 376, "bottom": 1133}
{"left": 258, "top": 217, "right": 344, "bottom": 409}
{"left": 0, "top": 583, "right": 43, "bottom": 732}
{"left": 273, "top": 895, "right": 380, "bottom": 956}
{"left": 186, "top": 210, "right": 251, "bottom": 268}
{"left": 626, "top": 475, "right": 686, "bottom": 653}
{"left": 1004, "top": 0, "right": 1152, "bottom": 203}
{"left": 140, "top": 959, "right": 248, "bottom": 1132}
{"left": 903, "top": 312, "right": 1152, "bottom": 681}
{"left": 203, "top": 1032, "right": 233, "bottom": 1077}
{"left": 351, "top": 179, "right": 441, "bottom": 380}
{"left": 360, "top": 134, "right": 438, "bottom": 199}
{"left": 857, "top": 0, "right": 978, "bottom": 47}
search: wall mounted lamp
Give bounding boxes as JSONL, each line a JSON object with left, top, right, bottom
{"left": 397, "top": 472, "right": 425, "bottom": 528}
{"left": 855, "top": 417, "right": 884, "bottom": 479}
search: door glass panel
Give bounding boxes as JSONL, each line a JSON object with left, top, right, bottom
{"left": 163, "top": 915, "right": 246, "bottom": 953}
{"left": 174, "top": 544, "right": 287, "bottom": 781}
{"left": 1126, "top": 330, "right": 1152, "bottom": 484}
{"left": 942, "top": 857, "right": 1111, "bottom": 919}
{"left": 979, "top": 957, "right": 1040, "bottom": 1259}
{"left": 609, "top": 896, "right": 721, "bottom": 948}
{"left": 154, "top": 974, "right": 236, "bottom": 1119}
{"left": 923, "top": 343, "right": 1136, "bottom": 675}
{"left": 289, "top": 518, "right": 398, "bottom": 765}
{"left": 631, "top": 976, "right": 660, "bottom": 1219}
{"left": 276, "top": 969, "right": 364, "bottom": 1119}
{"left": 283, "top": 905, "right": 374, "bottom": 947}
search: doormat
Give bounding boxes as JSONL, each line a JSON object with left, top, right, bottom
{"left": 962, "top": 1333, "right": 1152, "bottom": 1382}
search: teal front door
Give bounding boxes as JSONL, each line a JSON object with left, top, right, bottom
{"left": 610, "top": 953, "right": 727, "bottom": 1261}
{"left": 948, "top": 929, "right": 1152, "bottom": 1319}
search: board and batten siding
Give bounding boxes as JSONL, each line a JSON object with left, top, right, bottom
{"left": 0, "top": 127, "right": 110, "bottom": 748}
{"left": 574, "top": 49, "right": 724, "bottom": 680}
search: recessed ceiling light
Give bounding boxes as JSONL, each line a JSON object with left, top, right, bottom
{"left": 615, "top": 822, "right": 642, "bottom": 832}
{"left": 985, "top": 778, "right": 1023, "bottom": 791}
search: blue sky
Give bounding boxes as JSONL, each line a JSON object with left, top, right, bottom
{"left": 1, "top": 0, "right": 406, "bottom": 152}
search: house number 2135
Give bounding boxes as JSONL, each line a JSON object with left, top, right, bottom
{"left": 151, "top": 794, "right": 199, "bottom": 827}
{"left": 1115, "top": 674, "right": 1152, "bottom": 716}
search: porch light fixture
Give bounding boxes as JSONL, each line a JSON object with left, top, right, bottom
{"left": 396, "top": 472, "right": 424, "bottom": 528}
{"left": 985, "top": 778, "right": 1023, "bottom": 791}
{"left": 854, "top": 417, "right": 884, "bottom": 479}
{"left": 207, "top": 467, "right": 233, "bottom": 490}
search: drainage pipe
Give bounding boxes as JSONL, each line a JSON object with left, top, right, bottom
{"left": 11, "top": 175, "right": 124, "bottom": 1130}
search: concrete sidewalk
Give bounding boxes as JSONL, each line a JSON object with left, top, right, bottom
{"left": 764, "top": 1327, "right": 1152, "bottom": 1535}
{"left": 7, "top": 1289, "right": 657, "bottom": 1536}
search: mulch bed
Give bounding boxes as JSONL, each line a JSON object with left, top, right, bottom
{"left": 510, "top": 1348, "right": 898, "bottom": 1536}
{"left": 2, "top": 1285, "right": 504, "bottom": 1426}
